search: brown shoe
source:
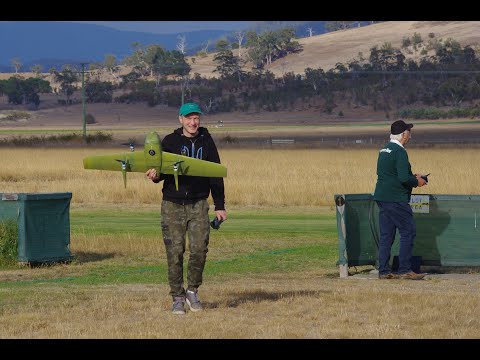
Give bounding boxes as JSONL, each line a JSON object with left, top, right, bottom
{"left": 398, "top": 271, "right": 426, "bottom": 280}
{"left": 379, "top": 273, "right": 400, "bottom": 279}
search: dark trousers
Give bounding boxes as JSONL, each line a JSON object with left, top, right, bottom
{"left": 376, "top": 201, "right": 416, "bottom": 275}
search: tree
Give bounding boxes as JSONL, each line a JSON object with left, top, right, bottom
{"left": 1, "top": 77, "right": 24, "bottom": 104}
{"left": 0, "top": 77, "right": 50, "bottom": 107}
{"left": 176, "top": 35, "right": 187, "bottom": 55}
{"left": 11, "top": 58, "right": 22, "bottom": 73}
{"left": 144, "top": 45, "right": 166, "bottom": 78}
{"left": 53, "top": 66, "right": 79, "bottom": 105}
{"left": 85, "top": 81, "right": 113, "bottom": 103}
{"left": 177, "top": 35, "right": 189, "bottom": 104}
{"left": 246, "top": 27, "right": 302, "bottom": 69}
{"left": 412, "top": 32, "right": 423, "bottom": 54}
{"left": 201, "top": 40, "right": 210, "bottom": 55}
{"left": 103, "top": 54, "right": 119, "bottom": 78}
{"left": 234, "top": 31, "right": 245, "bottom": 58}
{"left": 124, "top": 42, "right": 149, "bottom": 76}
{"left": 22, "top": 78, "right": 51, "bottom": 107}
{"left": 31, "top": 64, "right": 43, "bottom": 77}
{"left": 246, "top": 31, "right": 264, "bottom": 69}
{"left": 213, "top": 49, "right": 246, "bottom": 82}
{"left": 307, "top": 27, "right": 314, "bottom": 37}
{"left": 325, "top": 21, "right": 355, "bottom": 32}
{"left": 215, "top": 39, "right": 230, "bottom": 52}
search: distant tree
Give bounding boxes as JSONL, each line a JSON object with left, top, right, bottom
{"left": 22, "top": 77, "right": 51, "bottom": 107}
{"left": 245, "top": 31, "right": 264, "bottom": 69}
{"left": 177, "top": 35, "right": 189, "bottom": 104}
{"left": 176, "top": 34, "right": 187, "bottom": 55}
{"left": 11, "top": 58, "right": 22, "bottom": 73}
{"left": 146, "top": 48, "right": 191, "bottom": 87}
{"left": 234, "top": 31, "right": 245, "bottom": 57}
{"left": 103, "top": 54, "right": 119, "bottom": 77}
{"left": 213, "top": 49, "right": 246, "bottom": 82}
{"left": 144, "top": 45, "right": 165, "bottom": 78}
{"left": 85, "top": 81, "right": 113, "bottom": 103}
{"left": 412, "top": 32, "right": 423, "bottom": 54}
{"left": 201, "top": 40, "right": 210, "bottom": 54}
{"left": 304, "top": 67, "right": 325, "bottom": 93}
{"left": 0, "top": 77, "right": 50, "bottom": 107}
{"left": 401, "top": 36, "right": 411, "bottom": 49}
{"left": 119, "top": 71, "right": 142, "bottom": 89}
{"left": 325, "top": 21, "right": 355, "bottom": 32}
{"left": 1, "top": 77, "right": 24, "bottom": 104}
{"left": 215, "top": 39, "right": 230, "bottom": 52}
{"left": 53, "top": 66, "right": 79, "bottom": 104}
{"left": 124, "top": 42, "right": 148, "bottom": 76}
{"left": 31, "top": 64, "right": 43, "bottom": 77}
{"left": 307, "top": 27, "right": 314, "bottom": 37}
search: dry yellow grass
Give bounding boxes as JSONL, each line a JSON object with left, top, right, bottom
{"left": 0, "top": 147, "right": 478, "bottom": 207}
{"left": 1, "top": 272, "right": 480, "bottom": 338}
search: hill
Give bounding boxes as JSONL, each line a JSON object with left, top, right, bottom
{"left": 0, "top": 22, "right": 229, "bottom": 72}
{"left": 188, "top": 21, "right": 480, "bottom": 78}
{"left": 0, "top": 21, "right": 334, "bottom": 73}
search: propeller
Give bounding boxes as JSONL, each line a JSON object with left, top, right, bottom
{"left": 173, "top": 160, "right": 184, "bottom": 191}
{"left": 115, "top": 158, "right": 130, "bottom": 188}
{"left": 120, "top": 142, "right": 137, "bottom": 152}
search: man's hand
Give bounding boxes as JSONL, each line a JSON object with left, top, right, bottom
{"left": 416, "top": 174, "right": 427, "bottom": 187}
{"left": 146, "top": 168, "right": 160, "bottom": 182}
{"left": 215, "top": 210, "right": 227, "bottom": 222}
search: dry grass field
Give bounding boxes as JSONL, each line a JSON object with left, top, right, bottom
{"left": 1, "top": 147, "right": 479, "bottom": 207}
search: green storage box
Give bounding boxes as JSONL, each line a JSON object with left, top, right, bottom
{"left": 335, "top": 193, "right": 480, "bottom": 277}
{"left": 0, "top": 192, "right": 72, "bottom": 264}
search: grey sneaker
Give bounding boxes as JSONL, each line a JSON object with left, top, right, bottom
{"left": 185, "top": 290, "right": 203, "bottom": 312}
{"left": 172, "top": 296, "right": 186, "bottom": 315}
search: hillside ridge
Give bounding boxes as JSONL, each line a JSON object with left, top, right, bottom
{"left": 188, "top": 21, "right": 480, "bottom": 78}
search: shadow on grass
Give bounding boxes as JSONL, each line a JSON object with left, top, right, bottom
{"left": 422, "top": 266, "right": 480, "bottom": 274}
{"left": 204, "top": 289, "right": 329, "bottom": 309}
{"left": 71, "top": 251, "right": 116, "bottom": 263}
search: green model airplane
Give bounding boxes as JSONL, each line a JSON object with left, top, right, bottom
{"left": 83, "top": 131, "right": 227, "bottom": 189}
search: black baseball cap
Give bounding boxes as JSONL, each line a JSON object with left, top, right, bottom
{"left": 391, "top": 120, "right": 413, "bottom": 135}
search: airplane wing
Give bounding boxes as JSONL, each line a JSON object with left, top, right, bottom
{"left": 83, "top": 151, "right": 227, "bottom": 177}
{"left": 83, "top": 151, "right": 149, "bottom": 173}
{"left": 160, "top": 152, "right": 227, "bottom": 178}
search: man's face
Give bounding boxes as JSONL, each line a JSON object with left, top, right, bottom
{"left": 404, "top": 130, "right": 411, "bottom": 144}
{"left": 179, "top": 113, "right": 200, "bottom": 137}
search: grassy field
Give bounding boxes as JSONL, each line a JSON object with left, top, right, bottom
{"left": 1, "top": 147, "right": 480, "bottom": 338}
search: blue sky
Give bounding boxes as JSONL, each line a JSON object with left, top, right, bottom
{"left": 66, "top": 21, "right": 257, "bottom": 34}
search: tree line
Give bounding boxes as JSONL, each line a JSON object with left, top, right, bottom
{"left": 2, "top": 30, "right": 480, "bottom": 120}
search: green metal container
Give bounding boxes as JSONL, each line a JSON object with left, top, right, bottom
{"left": 335, "top": 193, "right": 480, "bottom": 277}
{"left": 0, "top": 192, "right": 73, "bottom": 264}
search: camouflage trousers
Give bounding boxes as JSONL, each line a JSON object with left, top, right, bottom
{"left": 161, "top": 199, "right": 210, "bottom": 298}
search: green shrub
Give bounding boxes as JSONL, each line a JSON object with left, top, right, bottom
{"left": 2, "top": 111, "right": 31, "bottom": 121}
{"left": 85, "top": 113, "right": 96, "bottom": 124}
{"left": 220, "top": 134, "right": 238, "bottom": 144}
{"left": 0, "top": 219, "right": 18, "bottom": 266}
